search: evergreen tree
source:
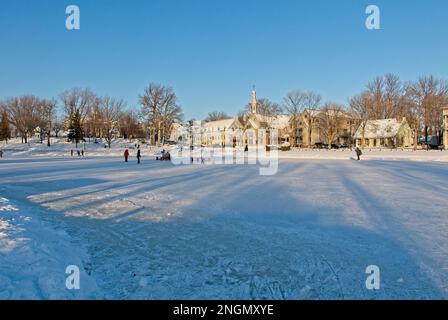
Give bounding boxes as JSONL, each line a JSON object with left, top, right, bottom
{"left": 0, "top": 110, "right": 11, "bottom": 143}
{"left": 67, "top": 110, "right": 84, "bottom": 148}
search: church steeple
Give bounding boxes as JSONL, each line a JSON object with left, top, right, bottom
{"left": 251, "top": 86, "right": 257, "bottom": 114}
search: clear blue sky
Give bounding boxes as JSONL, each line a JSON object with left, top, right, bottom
{"left": 1, "top": 0, "right": 447, "bottom": 119}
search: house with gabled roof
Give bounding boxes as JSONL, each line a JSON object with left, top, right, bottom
{"left": 201, "top": 117, "right": 244, "bottom": 147}
{"left": 293, "top": 109, "right": 357, "bottom": 147}
{"left": 354, "top": 118, "right": 414, "bottom": 148}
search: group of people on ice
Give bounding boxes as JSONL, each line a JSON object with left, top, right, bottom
{"left": 70, "top": 149, "right": 85, "bottom": 157}
{"left": 155, "top": 149, "right": 171, "bottom": 161}
{"left": 124, "top": 148, "right": 142, "bottom": 164}
{"left": 124, "top": 148, "right": 171, "bottom": 164}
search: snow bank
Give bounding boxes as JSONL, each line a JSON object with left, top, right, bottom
{"left": 0, "top": 196, "right": 100, "bottom": 299}
{"left": 0, "top": 138, "right": 162, "bottom": 158}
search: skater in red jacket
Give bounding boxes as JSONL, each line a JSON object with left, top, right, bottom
{"left": 124, "top": 149, "right": 129, "bottom": 162}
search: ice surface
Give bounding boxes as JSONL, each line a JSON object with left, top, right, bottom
{"left": 1, "top": 140, "right": 448, "bottom": 299}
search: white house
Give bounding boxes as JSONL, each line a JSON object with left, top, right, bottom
{"left": 354, "top": 118, "right": 414, "bottom": 148}
{"left": 201, "top": 117, "right": 244, "bottom": 147}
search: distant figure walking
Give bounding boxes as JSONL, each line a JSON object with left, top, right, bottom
{"left": 81, "top": 150, "right": 84, "bottom": 157}
{"left": 137, "top": 149, "right": 141, "bottom": 164}
{"left": 355, "top": 147, "right": 363, "bottom": 161}
{"left": 124, "top": 149, "right": 129, "bottom": 162}
{"left": 0, "top": 150, "right": 3, "bottom": 158}
{"left": 77, "top": 150, "right": 81, "bottom": 157}
{"left": 70, "top": 149, "right": 74, "bottom": 157}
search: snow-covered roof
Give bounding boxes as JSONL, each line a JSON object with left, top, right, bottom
{"left": 202, "top": 118, "right": 239, "bottom": 131}
{"left": 354, "top": 119, "right": 404, "bottom": 139}
{"left": 249, "top": 114, "right": 291, "bottom": 129}
{"left": 270, "top": 115, "right": 291, "bottom": 129}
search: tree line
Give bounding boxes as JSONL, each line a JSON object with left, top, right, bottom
{"left": 0, "top": 83, "right": 184, "bottom": 147}
{"left": 2, "top": 75, "right": 447, "bottom": 148}
{"left": 350, "top": 74, "right": 448, "bottom": 147}
{"left": 203, "top": 74, "right": 448, "bottom": 147}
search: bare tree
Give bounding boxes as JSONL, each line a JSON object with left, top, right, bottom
{"left": 283, "top": 90, "right": 321, "bottom": 146}
{"left": 99, "top": 97, "right": 125, "bottom": 148}
{"left": 242, "top": 98, "right": 282, "bottom": 118}
{"left": 3, "top": 98, "right": 23, "bottom": 142}
{"left": 84, "top": 103, "right": 104, "bottom": 139}
{"left": 23, "top": 96, "right": 42, "bottom": 143}
{"left": 349, "top": 91, "right": 373, "bottom": 147}
{"left": 52, "top": 116, "right": 64, "bottom": 138}
{"left": 407, "top": 75, "right": 448, "bottom": 148}
{"left": 402, "top": 84, "right": 421, "bottom": 149}
{"left": 60, "top": 88, "right": 99, "bottom": 125}
{"left": 317, "top": 103, "right": 346, "bottom": 149}
{"left": 204, "top": 111, "right": 231, "bottom": 123}
{"left": 139, "top": 83, "right": 183, "bottom": 145}
{"left": 118, "top": 110, "right": 142, "bottom": 141}
{"left": 4, "top": 95, "right": 41, "bottom": 143}
{"left": 365, "top": 74, "right": 404, "bottom": 120}
{"left": 384, "top": 74, "right": 405, "bottom": 118}
{"left": 0, "top": 107, "right": 11, "bottom": 143}
{"left": 39, "top": 99, "right": 57, "bottom": 146}
{"left": 296, "top": 91, "right": 322, "bottom": 147}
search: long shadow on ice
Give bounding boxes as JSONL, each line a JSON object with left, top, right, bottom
{"left": 0, "top": 157, "right": 162, "bottom": 180}
{"left": 362, "top": 160, "right": 448, "bottom": 196}
{"left": 44, "top": 163, "right": 445, "bottom": 300}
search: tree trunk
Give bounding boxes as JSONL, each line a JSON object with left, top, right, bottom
{"left": 361, "top": 123, "right": 366, "bottom": 148}
{"left": 307, "top": 120, "right": 312, "bottom": 147}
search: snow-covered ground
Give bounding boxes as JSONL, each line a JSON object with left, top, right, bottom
{"left": 1, "top": 137, "right": 448, "bottom": 163}
{"left": 1, "top": 143, "right": 448, "bottom": 299}
{"left": 280, "top": 148, "right": 448, "bottom": 163}
{"left": 0, "top": 137, "right": 157, "bottom": 158}
{"left": 0, "top": 196, "right": 99, "bottom": 299}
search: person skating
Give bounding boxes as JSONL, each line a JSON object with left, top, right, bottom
{"left": 137, "top": 149, "right": 141, "bottom": 164}
{"left": 355, "top": 147, "right": 362, "bottom": 161}
{"left": 124, "top": 149, "right": 129, "bottom": 162}
{"left": 0, "top": 150, "right": 3, "bottom": 158}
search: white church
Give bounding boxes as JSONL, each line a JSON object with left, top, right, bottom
{"left": 170, "top": 89, "right": 292, "bottom": 148}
